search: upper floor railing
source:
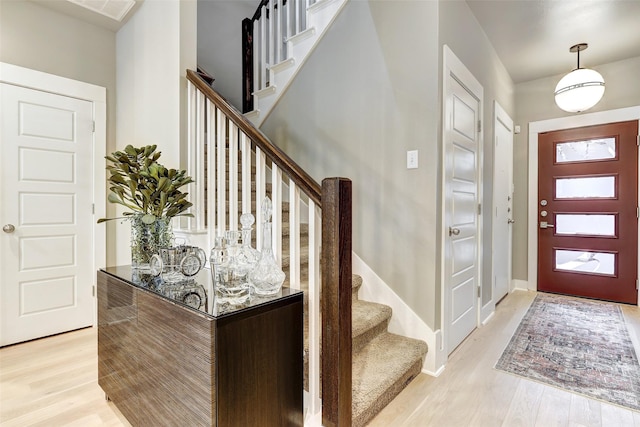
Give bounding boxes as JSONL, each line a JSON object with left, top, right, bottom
{"left": 242, "top": 0, "right": 322, "bottom": 112}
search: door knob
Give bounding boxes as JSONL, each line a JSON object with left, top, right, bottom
{"left": 508, "top": 219, "right": 515, "bottom": 224}
{"left": 3, "top": 224, "right": 15, "bottom": 233}
{"left": 449, "top": 227, "right": 461, "bottom": 236}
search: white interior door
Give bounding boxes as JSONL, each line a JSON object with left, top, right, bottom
{"left": 443, "top": 46, "right": 483, "bottom": 354}
{"left": 1, "top": 82, "right": 95, "bottom": 346}
{"left": 492, "top": 102, "right": 514, "bottom": 302}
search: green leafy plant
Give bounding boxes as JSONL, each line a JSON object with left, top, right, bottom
{"left": 98, "top": 144, "right": 194, "bottom": 224}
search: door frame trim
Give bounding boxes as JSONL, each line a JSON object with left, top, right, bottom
{"left": 527, "top": 106, "right": 640, "bottom": 306}
{"left": 441, "top": 45, "right": 484, "bottom": 357}
{"left": 0, "top": 62, "right": 107, "bottom": 324}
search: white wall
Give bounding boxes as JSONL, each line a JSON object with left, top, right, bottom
{"left": 197, "top": 0, "right": 255, "bottom": 110}
{"left": 115, "top": 0, "right": 197, "bottom": 265}
{"left": 0, "top": 0, "right": 117, "bottom": 263}
{"left": 261, "top": 0, "right": 441, "bottom": 327}
{"left": 439, "top": 0, "right": 515, "bottom": 311}
{"left": 259, "top": 0, "right": 514, "bottom": 337}
{"left": 512, "top": 55, "right": 640, "bottom": 283}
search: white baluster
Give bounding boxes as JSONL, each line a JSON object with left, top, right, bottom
{"left": 276, "top": 0, "right": 283, "bottom": 63}
{"left": 289, "top": 181, "right": 300, "bottom": 289}
{"left": 216, "top": 109, "right": 226, "bottom": 237}
{"left": 228, "top": 123, "right": 239, "bottom": 231}
{"left": 207, "top": 101, "right": 216, "bottom": 248}
{"left": 271, "top": 164, "right": 283, "bottom": 266}
{"left": 256, "top": 147, "right": 267, "bottom": 249}
{"left": 285, "top": 0, "right": 291, "bottom": 41}
{"left": 240, "top": 132, "right": 251, "bottom": 216}
{"left": 308, "top": 200, "right": 322, "bottom": 418}
{"left": 195, "top": 90, "right": 206, "bottom": 231}
{"left": 268, "top": 0, "right": 275, "bottom": 72}
{"left": 260, "top": 6, "right": 267, "bottom": 89}
{"left": 186, "top": 81, "right": 196, "bottom": 231}
{"left": 292, "top": 0, "right": 301, "bottom": 36}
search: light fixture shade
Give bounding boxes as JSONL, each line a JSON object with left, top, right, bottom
{"left": 555, "top": 68, "right": 605, "bottom": 113}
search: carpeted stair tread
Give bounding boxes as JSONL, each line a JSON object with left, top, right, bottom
{"left": 352, "top": 332, "right": 427, "bottom": 427}
{"left": 352, "top": 274, "right": 363, "bottom": 299}
{"left": 352, "top": 300, "right": 392, "bottom": 353}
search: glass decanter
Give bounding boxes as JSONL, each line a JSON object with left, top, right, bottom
{"left": 235, "top": 213, "right": 261, "bottom": 284}
{"left": 210, "top": 234, "right": 250, "bottom": 304}
{"left": 249, "top": 197, "right": 286, "bottom": 296}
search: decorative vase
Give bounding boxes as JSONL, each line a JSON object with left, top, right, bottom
{"left": 130, "top": 214, "right": 173, "bottom": 270}
{"left": 249, "top": 198, "right": 285, "bottom": 296}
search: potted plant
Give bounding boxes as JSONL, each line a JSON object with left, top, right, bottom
{"left": 98, "top": 144, "right": 194, "bottom": 268}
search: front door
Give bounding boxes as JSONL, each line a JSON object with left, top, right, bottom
{"left": 537, "top": 120, "right": 638, "bottom": 304}
{"left": 0, "top": 83, "right": 95, "bottom": 346}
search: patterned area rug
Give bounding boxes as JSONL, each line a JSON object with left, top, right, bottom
{"left": 495, "top": 292, "right": 640, "bottom": 411}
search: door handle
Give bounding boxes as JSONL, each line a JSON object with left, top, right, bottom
{"left": 3, "top": 224, "right": 15, "bottom": 233}
{"left": 540, "top": 221, "right": 554, "bottom": 229}
{"left": 508, "top": 219, "right": 515, "bottom": 224}
{"left": 449, "top": 227, "right": 461, "bottom": 236}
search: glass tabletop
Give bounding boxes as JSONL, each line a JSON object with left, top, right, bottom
{"left": 101, "top": 265, "right": 302, "bottom": 318}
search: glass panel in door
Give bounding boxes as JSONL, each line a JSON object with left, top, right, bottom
{"left": 555, "top": 137, "right": 616, "bottom": 163}
{"left": 555, "top": 214, "right": 616, "bottom": 237}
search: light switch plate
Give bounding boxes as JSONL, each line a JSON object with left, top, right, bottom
{"left": 407, "top": 150, "right": 418, "bottom": 169}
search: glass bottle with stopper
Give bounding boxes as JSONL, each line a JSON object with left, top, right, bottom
{"left": 249, "top": 197, "right": 286, "bottom": 296}
{"left": 235, "top": 213, "right": 260, "bottom": 286}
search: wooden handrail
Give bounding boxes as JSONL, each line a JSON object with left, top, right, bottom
{"left": 186, "top": 69, "right": 321, "bottom": 206}
{"left": 250, "top": 0, "right": 289, "bottom": 21}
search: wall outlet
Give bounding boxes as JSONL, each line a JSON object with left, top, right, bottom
{"left": 407, "top": 150, "right": 418, "bottom": 169}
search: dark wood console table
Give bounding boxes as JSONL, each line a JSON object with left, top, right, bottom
{"left": 97, "top": 266, "right": 303, "bottom": 426}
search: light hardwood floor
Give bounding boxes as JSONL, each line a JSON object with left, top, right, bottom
{"left": 369, "top": 290, "right": 640, "bottom": 427}
{"left": 0, "top": 327, "right": 130, "bottom": 426}
{"left": 1, "top": 290, "right": 639, "bottom": 426}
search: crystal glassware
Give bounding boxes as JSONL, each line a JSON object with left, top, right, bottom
{"left": 249, "top": 198, "right": 286, "bottom": 296}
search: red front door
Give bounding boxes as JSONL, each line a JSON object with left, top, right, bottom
{"left": 538, "top": 120, "right": 638, "bottom": 304}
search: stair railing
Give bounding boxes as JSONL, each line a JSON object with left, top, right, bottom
{"left": 242, "top": 0, "right": 320, "bottom": 113}
{"left": 186, "top": 69, "right": 352, "bottom": 426}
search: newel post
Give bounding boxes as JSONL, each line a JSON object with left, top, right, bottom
{"left": 321, "top": 177, "right": 352, "bottom": 427}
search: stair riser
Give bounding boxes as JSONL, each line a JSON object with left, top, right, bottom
{"left": 353, "top": 359, "right": 423, "bottom": 427}
{"left": 352, "top": 318, "right": 390, "bottom": 354}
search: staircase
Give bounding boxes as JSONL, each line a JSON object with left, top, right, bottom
{"left": 273, "top": 195, "right": 428, "bottom": 426}
{"left": 186, "top": 70, "right": 427, "bottom": 426}
{"left": 280, "top": 217, "right": 428, "bottom": 426}
{"left": 242, "top": 0, "right": 348, "bottom": 126}
{"left": 350, "top": 275, "right": 427, "bottom": 426}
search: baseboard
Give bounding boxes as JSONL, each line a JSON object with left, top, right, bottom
{"left": 352, "top": 253, "right": 446, "bottom": 376}
{"left": 512, "top": 279, "right": 531, "bottom": 291}
{"left": 481, "top": 311, "right": 496, "bottom": 326}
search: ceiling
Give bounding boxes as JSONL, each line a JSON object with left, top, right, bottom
{"left": 466, "top": 0, "right": 640, "bottom": 83}
{"left": 31, "top": 0, "right": 143, "bottom": 32}
{"left": 28, "top": 0, "right": 640, "bottom": 83}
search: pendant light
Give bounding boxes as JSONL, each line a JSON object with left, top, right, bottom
{"left": 554, "top": 43, "right": 605, "bottom": 113}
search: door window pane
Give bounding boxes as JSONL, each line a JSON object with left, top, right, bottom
{"left": 556, "top": 138, "right": 616, "bottom": 163}
{"left": 555, "top": 214, "right": 616, "bottom": 237}
{"left": 555, "top": 176, "right": 615, "bottom": 199}
{"left": 555, "top": 249, "right": 615, "bottom": 276}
